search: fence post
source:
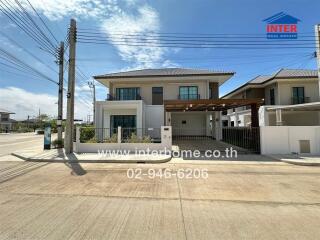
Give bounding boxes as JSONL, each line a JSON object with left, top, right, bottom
{"left": 117, "top": 126, "right": 121, "bottom": 144}
{"left": 76, "top": 126, "right": 80, "bottom": 144}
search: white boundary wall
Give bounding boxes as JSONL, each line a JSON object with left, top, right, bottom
{"left": 260, "top": 126, "right": 320, "bottom": 155}
{"left": 74, "top": 126, "right": 172, "bottom": 154}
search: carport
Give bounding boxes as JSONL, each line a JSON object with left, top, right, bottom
{"left": 164, "top": 98, "right": 264, "bottom": 153}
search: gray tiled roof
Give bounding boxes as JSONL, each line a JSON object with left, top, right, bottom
{"left": 94, "top": 68, "right": 234, "bottom": 79}
{"left": 222, "top": 68, "right": 317, "bottom": 98}
{"left": 0, "top": 108, "right": 14, "bottom": 114}
{"left": 249, "top": 75, "right": 272, "bottom": 84}
{"left": 274, "top": 69, "right": 318, "bottom": 78}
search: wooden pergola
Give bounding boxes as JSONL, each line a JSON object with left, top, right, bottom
{"left": 164, "top": 98, "right": 265, "bottom": 127}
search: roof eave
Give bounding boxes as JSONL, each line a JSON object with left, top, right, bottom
{"left": 93, "top": 72, "right": 235, "bottom": 80}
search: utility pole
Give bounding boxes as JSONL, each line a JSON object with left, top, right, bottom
{"left": 57, "top": 41, "right": 64, "bottom": 142}
{"left": 315, "top": 24, "right": 320, "bottom": 125}
{"left": 88, "top": 80, "right": 96, "bottom": 125}
{"left": 64, "top": 19, "right": 77, "bottom": 153}
{"left": 315, "top": 24, "right": 320, "bottom": 99}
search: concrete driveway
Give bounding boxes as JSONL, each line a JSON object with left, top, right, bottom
{"left": 0, "top": 160, "right": 320, "bottom": 240}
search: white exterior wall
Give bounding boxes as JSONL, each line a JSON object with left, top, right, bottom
{"left": 112, "top": 80, "right": 209, "bottom": 105}
{"left": 277, "top": 80, "right": 319, "bottom": 104}
{"left": 260, "top": 126, "right": 320, "bottom": 155}
{"left": 258, "top": 106, "right": 320, "bottom": 126}
{"left": 171, "top": 112, "right": 207, "bottom": 136}
{"left": 95, "top": 100, "right": 145, "bottom": 133}
{"left": 144, "top": 105, "right": 164, "bottom": 138}
{"left": 95, "top": 101, "right": 165, "bottom": 138}
{"left": 145, "top": 105, "right": 164, "bottom": 128}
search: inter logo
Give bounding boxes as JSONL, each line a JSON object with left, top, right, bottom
{"left": 263, "top": 12, "right": 300, "bottom": 39}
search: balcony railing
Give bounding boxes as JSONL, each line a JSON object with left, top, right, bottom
{"left": 291, "top": 97, "right": 310, "bottom": 105}
{"left": 107, "top": 94, "right": 142, "bottom": 101}
{"left": 178, "top": 94, "right": 200, "bottom": 100}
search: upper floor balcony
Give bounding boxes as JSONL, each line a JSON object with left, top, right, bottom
{"left": 106, "top": 93, "right": 142, "bottom": 101}
{"left": 291, "top": 97, "right": 310, "bottom": 105}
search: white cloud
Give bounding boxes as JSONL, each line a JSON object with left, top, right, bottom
{"left": 0, "top": 87, "right": 92, "bottom": 121}
{"left": 7, "top": 0, "right": 122, "bottom": 21}
{"left": 4, "top": 0, "right": 174, "bottom": 68}
{"left": 101, "top": 5, "right": 168, "bottom": 69}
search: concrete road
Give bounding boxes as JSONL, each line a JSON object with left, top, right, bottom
{"left": 0, "top": 160, "right": 320, "bottom": 240}
{"left": 0, "top": 133, "right": 53, "bottom": 157}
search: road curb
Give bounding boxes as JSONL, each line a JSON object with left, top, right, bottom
{"left": 11, "top": 153, "right": 172, "bottom": 164}
{"left": 279, "top": 159, "right": 320, "bottom": 166}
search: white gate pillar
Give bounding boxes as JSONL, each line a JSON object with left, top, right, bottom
{"left": 276, "top": 109, "right": 283, "bottom": 126}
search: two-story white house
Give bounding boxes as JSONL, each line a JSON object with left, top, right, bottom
{"left": 222, "top": 69, "right": 320, "bottom": 126}
{"left": 93, "top": 68, "right": 245, "bottom": 139}
{"left": 0, "top": 108, "right": 15, "bottom": 131}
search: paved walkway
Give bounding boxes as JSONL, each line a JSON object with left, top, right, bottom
{"left": 12, "top": 149, "right": 172, "bottom": 163}
{"left": 269, "top": 154, "right": 320, "bottom": 166}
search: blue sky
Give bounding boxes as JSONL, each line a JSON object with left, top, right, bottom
{"left": 0, "top": 0, "right": 319, "bottom": 120}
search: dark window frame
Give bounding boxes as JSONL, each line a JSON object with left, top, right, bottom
{"left": 179, "top": 86, "right": 199, "bottom": 100}
{"left": 115, "top": 87, "right": 140, "bottom": 100}
{"left": 270, "top": 88, "right": 275, "bottom": 105}
{"left": 292, "top": 87, "right": 305, "bottom": 104}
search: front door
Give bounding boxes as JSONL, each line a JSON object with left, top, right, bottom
{"left": 111, "top": 115, "right": 136, "bottom": 137}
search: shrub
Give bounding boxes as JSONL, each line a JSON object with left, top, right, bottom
{"left": 87, "top": 137, "right": 98, "bottom": 143}
{"left": 104, "top": 134, "right": 118, "bottom": 143}
{"left": 125, "top": 133, "right": 152, "bottom": 143}
{"left": 16, "top": 128, "right": 34, "bottom": 133}
{"left": 52, "top": 139, "right": 64, "bottom": 148}
{"left": 80, "top": 128, "right": 95, "bottom": 143}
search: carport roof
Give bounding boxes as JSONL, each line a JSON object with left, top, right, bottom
{"left": 164, "top": 98, "right": 264, "bottom": 112}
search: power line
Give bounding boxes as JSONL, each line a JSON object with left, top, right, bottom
{"left": 77, "top": 40, "right": 316, "bottom": 49}
{"left": 77, "top": 33, "right": 317, "bottom": 43}
{"left": 0, "top": 47, "right": 58, "bottom": 85}
{"left": 0, "top": 31, "right": 58, "bottom": 74}
{"left": 25, "top": 0, "right": 59, "bottom": 44}
{"left": 0, "top": 0, "right": 57, "bottom": 56}
{"left": 78, "top": 28, "right": 315, "bottom": 37}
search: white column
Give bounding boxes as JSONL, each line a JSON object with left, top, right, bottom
{"left": 276, "top": 109, "right": 283, "bottom": 126}
{"left": 259, "top": 106, "right": 269, "bottom": 126}
{"left": 234, "top": 112, "right": 239, "bottom": 127}
{"left": 227, "top": 115, "right": 231, "bottom": 127}
{"left": 117, "top": 126, "right": 121, "bottom": 143}
{"left": 206, "top": 112, "right": 211, "bottom": 136}
{"left": 216, "top": 111, "right": 222, "bottom": 140}
{"left": 165, "top": 112, "right": 171, "bottom": 126}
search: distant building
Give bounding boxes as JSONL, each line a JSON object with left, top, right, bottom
{"left": 222, "top": 69, "right": 320, "bottom": 126}
{"left": 0, "top": 108, "right": 15, "bottom": 131}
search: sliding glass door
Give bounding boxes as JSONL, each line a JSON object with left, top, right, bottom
{"left": 110, "top": 115, "right": 136, "bottom": 137}
{"left": 116, "top": 88, "right": 140, "bottom": 100}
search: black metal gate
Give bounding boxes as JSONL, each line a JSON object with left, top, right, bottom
{"left": 221, "top": 127, "right": 260, "bottom": 153}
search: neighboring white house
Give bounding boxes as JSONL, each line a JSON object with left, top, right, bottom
{"left": 222, "top": 69, "right": 320, "bottom": 127}
{"left": 0, "top": 108, "right": 15, "bottom": 131}
{"left": 93, "top": 68, "right": 236, "bottom": 139}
